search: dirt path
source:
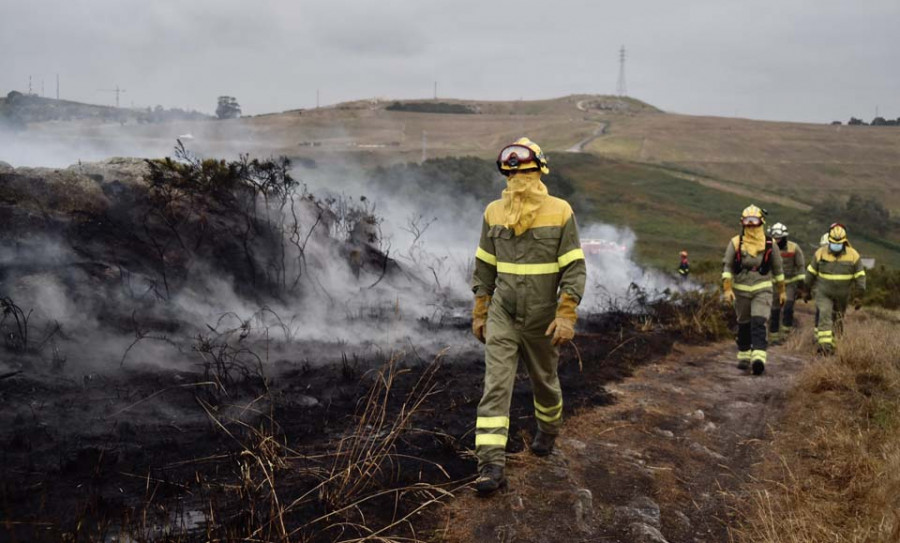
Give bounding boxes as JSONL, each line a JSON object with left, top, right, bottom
{"left": 442, "top": 331, "right": 810, "bottom": 542}
{"left": 566, "top": 122, "right": 608, "bottom": 153}
{"left": 637, "top": 164, "right": 814, "bottom": 213}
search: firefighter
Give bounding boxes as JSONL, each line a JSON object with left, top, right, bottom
{"left": 767, "top": 223, "right": 805, "bottom": 343}
{"left": 470, "top": 137, "right": 586, "bottom": 494}
{"left": 812, "top": 232, "right": 830, "bottom": 336}
{"left": 678, "top": 250, "right": 690, "bottom": 278}
{"left": 805, "top": 223, "right": 866, "bottom": 355}
{"left": 722, "top": 205, "right": 785, "bottom": 375}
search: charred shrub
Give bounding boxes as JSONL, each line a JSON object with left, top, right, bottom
{"left": 0, "top": 296, "right": 30, "bottom": 353}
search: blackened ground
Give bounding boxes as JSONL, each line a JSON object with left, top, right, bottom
{"left": 0, "top": 312, "right": 676, "bottom": 542}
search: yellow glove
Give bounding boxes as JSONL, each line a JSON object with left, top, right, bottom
{"left": 472, "top": 295, "right": 490, "bottom": 343}
{"left": 722, "top": 278, "right": 736, "bottom": 305}
{"left": 777, "top": 282, "right": 787, "bottom": 306}
{"left": 545, "top": 293, "right": 578, "bottom": 347}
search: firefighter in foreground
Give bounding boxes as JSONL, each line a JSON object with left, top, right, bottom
{"left": 722, "top": 205, "right": 785, "bottom": 375}
{"left": 805, "top": 223, "right": 866, "bottom": 355}
{"left": 470, "top": 137, "right": 586, "bottom": 494}
{"left": 767, "top": 223, "right": 805, "bottom": 343}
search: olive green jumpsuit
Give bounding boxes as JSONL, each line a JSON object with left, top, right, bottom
{"left": 769, "top": 240, "right": 805, "bottom": 338}
{"left": 722, "top": 236, "right": 785, "bottom": 368}
{"left": 805, "top": 245, "right": 866, "bottom": 350}
{"left": 471, "top": 196, "right": 586, "bottom": 469}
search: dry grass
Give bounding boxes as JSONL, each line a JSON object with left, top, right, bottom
{"left": 734, "top": 309, "right": 900, "bottom": 542}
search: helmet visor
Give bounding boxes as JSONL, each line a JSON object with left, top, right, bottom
{"left": 741, "top": 216, "right": 763, "bottom": 227}
{"left": 498, "top": 145, "right": 537, "bottom": 168}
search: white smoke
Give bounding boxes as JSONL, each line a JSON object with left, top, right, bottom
{"left": 578, "top": 223, "right": 697, "bottom": 312}
{"left": 1, "top": 141, "right": 695, "bottom": 375}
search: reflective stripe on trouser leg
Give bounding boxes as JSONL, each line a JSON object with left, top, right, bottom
{"left": 816, "top": 330, "right": 834, "bottom": 345}
{"left": 751, "top": 349, "right": 767, "bottom": 364}
{"left": 737, "top": 350, "right": 752, "bottom": 362}
{"left": 475, "top": 303, "right": 520, "bottom": 470}
{"left": 521, "top": 308, "right": 563, "bottom": 435}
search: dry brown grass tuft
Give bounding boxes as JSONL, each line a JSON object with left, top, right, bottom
{"left": 734, "top": 309, "right": 900, "bottom": 542}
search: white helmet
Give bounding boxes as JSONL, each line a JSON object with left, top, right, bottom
{"left": 769, "top": 222, "right": 788, "bottom": 238}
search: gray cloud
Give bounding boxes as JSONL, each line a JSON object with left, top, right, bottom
{"left": 1, "top": 0, "right": 899, "bottom": 121}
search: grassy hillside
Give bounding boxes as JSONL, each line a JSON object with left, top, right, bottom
{"left": 586, "top": 112, "right": 900, "bottom": 209}
{"left": 551, "top": 153, "right": 900, "bottom": 270}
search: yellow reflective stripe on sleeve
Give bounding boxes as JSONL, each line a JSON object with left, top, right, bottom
{"left": 497, "top": 262, "right": 560, "bottom": 275}
{"left": 807, "top": 265, "right": 818, "bottom": 276}
{"left": 722, "top": 272, "right": 733, "bottom": 279}
{"left": 558, "top": 248, "right": 585, "bottom": 267}
{"left": 476, "top": 416, "right": 510, "bottom": 429}
{"left": 788, "top": 274, "right": 805, "bottom": 283}
{"left": 535, "top": 410, "right": 563, "bottom": 423}
{"left": 853, "top": 270, "right": 866, "bottom": 278}
{"left": 534, "top": 399, "right": 563, "bottom": 414}
{"left": 475, "top": 434, "right": 507, "bottom": 447}
{"left": 732, "top": 281, "right": 773, "bottom": 292}
{"left": 818, "top": 273, "right": 855, "bottom": 280}
{"left": 475, "top": 247, "right": 497, "bottom": 266}
{"left": 774, "top": 274, "right": 785, "bottom": 282}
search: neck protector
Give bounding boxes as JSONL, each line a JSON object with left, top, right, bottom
{"left": 742, "top": 225, "right": 766, "bottom": 256}
{"left": 501, "top": 170, "right": 548, "bottom": 236}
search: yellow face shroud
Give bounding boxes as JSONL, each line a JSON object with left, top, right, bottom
{"left": 741, "top": 225, "right": 766, "bottom": 256}
{"left": 500, "top": 170, "right": 548, "bottom": 236}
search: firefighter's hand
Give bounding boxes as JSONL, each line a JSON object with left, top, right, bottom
{"left": 472, "top": 295, "right": 490, "bottom": 344}
{"left": 723, "top": 289, "right": 735, "bottom": 305}
{"left": 545, "top": 318, "right": 575, "bottom": 347}
{"left": 803, "top": 290, "right": 812, "bottom": 303}
{"left": 852, "top": 298, "right": 862, "bottom": 311}
{"left": 472, "top": 318, "right": 486, "bottom": 343}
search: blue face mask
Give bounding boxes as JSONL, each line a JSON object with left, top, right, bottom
{"left": 829, "top": 242, "right": 844, "bottom": 253}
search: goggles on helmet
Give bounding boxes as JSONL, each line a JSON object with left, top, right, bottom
{"left": 498, "top": 144, "right": 538, "bottom": 169}
{"left": 741, "top": 215, "right": 763, "bottom": 227}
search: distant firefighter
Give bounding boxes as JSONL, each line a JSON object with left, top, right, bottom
{"left": 722, "top": 205, "right": 785, "bottom": 375}
{"left": 766, "top": 223, "right": 805, "bottom": 343}
{"left": 805, "top": 223, "right": 866, "bottom": 355}
{"left": 470, "top": 137, "right": 586, "bottom": 494}
{"left": 677, "top": 250, "right": 690, "bottom": 278}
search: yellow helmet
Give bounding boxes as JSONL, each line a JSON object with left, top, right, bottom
{"left": 497, "top": 137, "right": 550, "bottom": 175}
{"left": 740, "top": 204, "right": 765, "bottom": 227}
{"left": 828, "top": 223, "right": 847, "bottom": 244}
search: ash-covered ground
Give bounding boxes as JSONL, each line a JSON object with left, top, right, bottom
{"left": 0, "top": 150, "right": 709, "bottom": 541}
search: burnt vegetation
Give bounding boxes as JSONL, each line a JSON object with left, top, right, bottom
{"left": 0, "top": 147, "right": 733, "bottom": 541}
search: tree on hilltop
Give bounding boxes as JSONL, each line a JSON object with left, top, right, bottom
{"left": 216, "top": 96, "right": 241, "bottom": 120}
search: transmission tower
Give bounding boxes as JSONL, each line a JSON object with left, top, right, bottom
{"left": 616, "top": 45, "right": 627, "bottom": 97}
{"left": 98, "top": 85, "right": 127, "bottom": 108}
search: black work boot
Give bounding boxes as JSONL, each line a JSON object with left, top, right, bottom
{"left": 474, "top": 464, "right": 506, "bottom": 495}
{"left": 530, "top": 430, "right": 557, "bottom": 457}
{"left": 751, "top": 359, "right": 766, "bottom": 376}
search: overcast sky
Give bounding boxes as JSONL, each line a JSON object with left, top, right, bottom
{"left": 2, "top": 0, "right": 898, "bottom": 123}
